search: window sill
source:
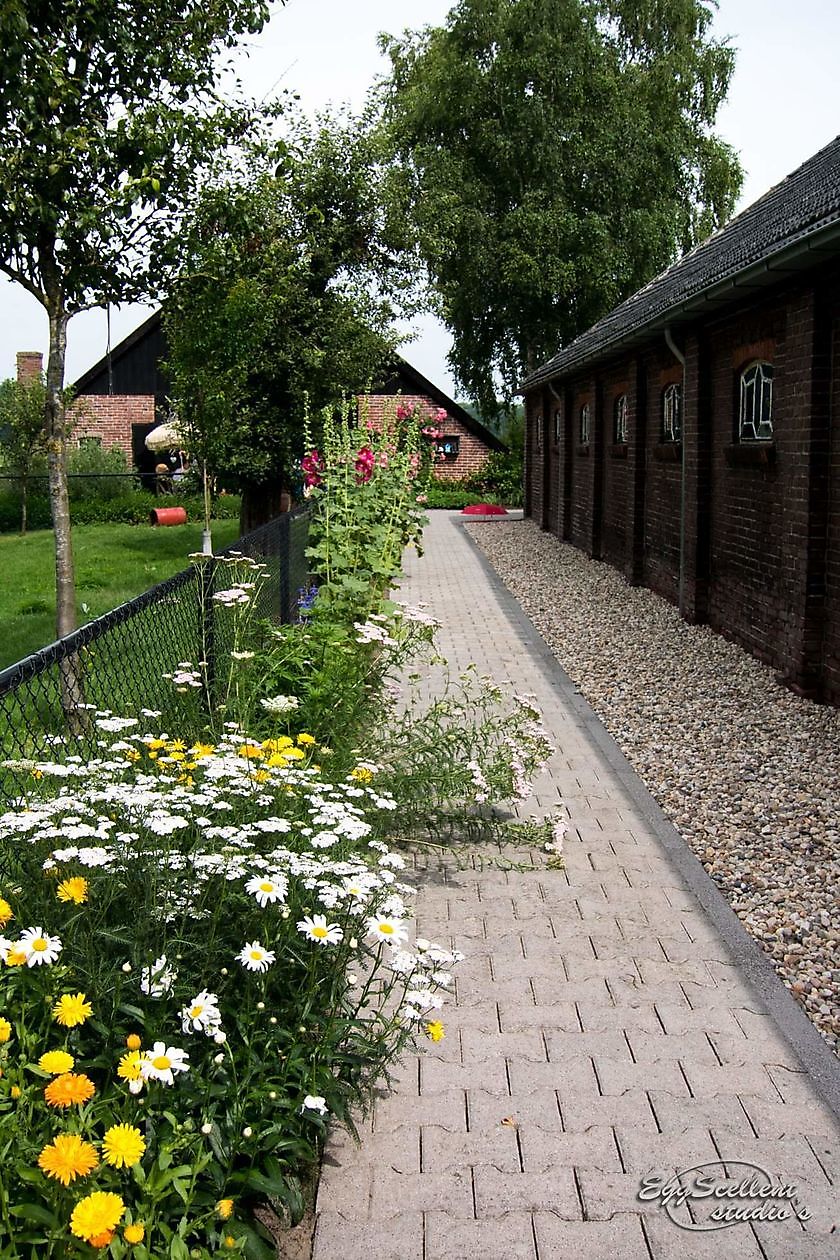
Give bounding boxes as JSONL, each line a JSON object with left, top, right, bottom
{"left": 609, "top": 444, "right": 628, "bottom": 460}
{"left": 576, "top": 443, "right": 590, "bottom": 456}
{"left": 724, "top": 443, "right": 776, "bottom": 467}
{"left": 653, "top": 443, "right": 681, "bottom": 462}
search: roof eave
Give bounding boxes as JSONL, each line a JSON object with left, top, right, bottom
{"left": 521, "top": 217, "right": 840, "bottom": 392}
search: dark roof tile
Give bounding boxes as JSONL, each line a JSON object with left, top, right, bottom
{"left": 524, "top": 135, "right": 840, "bottom": 387}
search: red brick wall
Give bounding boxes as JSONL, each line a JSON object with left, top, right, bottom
{"left": 523, "top": 266, "right": 840, "bottom": 702}
{"left": 69, "top": 395, "right": 156, "bottom": 459}
{"left": 357, "top": 393, "right": 494, "bottom": 483}
{"left": 825, "top": 305, "right": 840, "bottom": 703}
{"left": 642, "top": 349, "right": 683, "bottom": 602}
{"left": 16, "top": 351, "right": 43, "bottom": 384}
{"left": 705, "top": 297, "right": 786, "bottom": 667}
{"left": 600, "top": 361, "right": 632, "bottom": 569}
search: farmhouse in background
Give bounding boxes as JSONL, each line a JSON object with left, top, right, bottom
{"left": 522, "top": 135, "right": 840, "bottom": 704}
{"left": 15, "top": 312, "right": 503, "bottom": 483}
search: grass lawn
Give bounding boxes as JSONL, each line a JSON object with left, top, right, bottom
{"left": 0, "top": 519, "right": 240, "bottom": 671}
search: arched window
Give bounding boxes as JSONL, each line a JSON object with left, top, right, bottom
{"left": 579, "top": 402, "right": 591, "bottom": 444}
{"left": 662, "top": 383, "right": 682, "bottom": 442}
{"left": 553, "top": 408, "right": 562, "bottom": 446}
{"left": 739, "top": 362, "right": 773, "bottom": 441}
{"left": 614, "top": 394, "right": 628, "bottom": 444}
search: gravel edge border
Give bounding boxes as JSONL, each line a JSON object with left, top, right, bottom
{"left": 456, "top": 516, "right": 840, "bottom": 1123}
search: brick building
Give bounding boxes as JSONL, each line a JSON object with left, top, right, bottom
{"left": 29, "top": 312, "right": 503, "bottom": 481}
{"left": 522, "top": 137, "right": 840, "bottom": 704}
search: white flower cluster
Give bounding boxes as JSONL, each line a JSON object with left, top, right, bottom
{"left": 260, "top": 695, "right": 299, "bottom": 715}
{"left": 213, "top": 582, "right": 256, "bottom": 607}
{"left": 354, "top": 618, "right": 397, "bottom": 647}
{"left": 162, "top": 662, "right": 203, "bottom": 689}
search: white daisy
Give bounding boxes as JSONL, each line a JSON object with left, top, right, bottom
{"left": 366, "top": 915, "right": 409, "bottom": 946}
{"left": 237, "top": 941, "right": 276, "bottom": 972}
{"left": 18, "top": 926, "right": 62, "bottom": 967}
{"left": 301, "top": 1094, "right": 328, "bottom": 1115}
{"left": 141, "top": 1041, "right": 190, "bottom": 1085}
{"left": 296, "top": 915, "right": 343, "bottom": 946}
{"left": 180, "top": 989, "right": 223, "bottom": 1035}
{"left": 139, "top": 954, "right": 177, "bottom": 997}
{"left": 245, "top": 874, "right": 288, "bottom": 907}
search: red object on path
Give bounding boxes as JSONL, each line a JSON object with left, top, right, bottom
{"left": 461, "top": 503, "right": 508, "bottom": 516}
{"left": 150, "top": 506, "right": 188, "bottom": 526}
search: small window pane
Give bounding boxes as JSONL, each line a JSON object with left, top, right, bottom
{"left": 535, "top": 412, "right": 543, "bottom": 451}
{"left": 662, "top": 384, "right": 681, "bottom": 442}
{"left": 739, "top": 362, "right": 773, "bottom": 441}
{"left": 553, "top": 408, "right": 562, "bottom": 445}
{"left": 579, "top": 403, "right": 591, "bottom": 444}
{"left": 614, "top": 394, "right": 628, "bottom": 443}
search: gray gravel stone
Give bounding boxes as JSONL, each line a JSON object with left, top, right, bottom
{"left": 467, "top": 520, "right": 840, "bottom": 1055}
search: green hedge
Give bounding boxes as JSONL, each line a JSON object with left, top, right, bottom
{"left": 0, "top": 488, "right": 241, "bottom": 533}
{"left": 424, "top": 481, "right": 502, "bottom": 510}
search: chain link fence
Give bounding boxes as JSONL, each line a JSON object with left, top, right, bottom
{"left": 0, "top": 507, "right": 311, "bottom": 805}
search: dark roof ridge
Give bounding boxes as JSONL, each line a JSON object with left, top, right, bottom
{"left": 523, "top": 134, "right": 840, "bottom": 389}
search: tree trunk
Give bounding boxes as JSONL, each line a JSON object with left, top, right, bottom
{"left": 239, "top": 479, "right": 289, "bottom": 536}
{"left": 45, "top": 307, "right": 77, "bottom": 639}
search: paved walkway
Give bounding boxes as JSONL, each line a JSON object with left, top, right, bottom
{"left": 312, "top": 512, "right": 839, "bottom": 1260}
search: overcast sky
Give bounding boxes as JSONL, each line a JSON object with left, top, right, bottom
{"left": 1, "top": 0, "right": 838, "bottom": 396}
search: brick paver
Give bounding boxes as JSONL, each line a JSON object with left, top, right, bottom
{"left": 312, "top": 512, "right": 840, "bottom": 1260}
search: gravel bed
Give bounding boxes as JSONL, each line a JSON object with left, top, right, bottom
{"left": 467, "top": 518, "right": 840, "bottom": 1054}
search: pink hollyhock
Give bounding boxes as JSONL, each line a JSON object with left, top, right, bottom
{"left": 396, "top": 403, "right": 412, "bottom": 421}
{"left": 354, "top": 446, "right": 375, "bottom": 484}
{"left": 301, "top": 450, "right": 323, "bottom": 488}
{"left": 435, "top": 408, "right": 448, "bottom": 423}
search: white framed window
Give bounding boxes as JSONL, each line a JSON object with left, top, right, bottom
{"left": 662, "top": 383, "right": 682, "bottom": 442}
{"left": 535, "top": 411, "right": 543, "bottom": 451}
{"left": 739, "top": 362, "right": 773, "bottom": 441}
{"left": 579, "top": 402, "right": 591, "bottom": 444}
{"left": 553, "top": 408, "right": 562, "bottom": 445}
{"left": 614, "top": 394, "right": 628, "bottom": 444}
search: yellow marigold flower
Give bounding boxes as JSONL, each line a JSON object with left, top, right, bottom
{"left": 69, "top": 1192, "right": 125, "bottom": 1244}
{"left": 102, "top": 1123, "right": 146, "bottom": 1169}
{"left": 168, "top": 750, "right": 186, "bottom": 762}
{"left": 37, "top": 1133, "right": 98, "bottom": 1186}
{"left": 52, "top": 992, "right": 92, "bottom": 1027}
{"left": 190, "top": 742, "right": 215, "bottom": 758}
{"left": 148, "top": 751, "right": 158, "bottom": 760}
{"left": 265, "top": 753, "right": 289, "bottom": 768}
{"left": 296, "top": 733, "right": 316, "bottom": 745}
{"left": 31, "top": 768, "right": 43, "bottom": 780}
{"left": 425, "top": 1020, "right": 445, "bottom": 1043}
{"left": 146, "top": 738, "right": 165, "bottom": 750}
{"left": 89, "top": 1231, "right": 115, "bottom": 1248}
{"left": 167, "top": 739, "right": 187, "bottom": 752}
{"left": 350, "top": 765, "right": 373, "bottom": 783}
{"left": 125, "top": 1033, "right": 142, "bottom": 1051}
{"left": 238, "top": 743, "right": 264, "bottom": 760}
{"left": 177, "top": 774, "right": 195, "bottom": 786}
{"left": 0, "top": 896, "right": 12, "bottom": 927}
{"left": 44, "top": 1072, "right": 96, "bottom": 1108}
{"left": 224, "top": 1236, "right": 237, "bottom": 1249}
{"left": 57, "top": 876, "right": 89, "bottom": 904}
{"left": 124, "top": 1223, "right": 145, "bottom": 1244}
{"left": 262, "top": 736, "right": 293, "bottom": 751}
{"left": 10, "top": 1085, "right": 21, "bottom": 1099}
{"left": 217, "top": 1198, "right": 234, "bottom": 1220}
{"left": 38, "top": 1049, "right": 74, "bottom": 1074}
{"left": 253, "top": 769, "right": 270, "bottom": 783}
{"left": 282, "top": 746, "right": 305, "bottom": 761}
{"left": 117, "top": 1050, "right": 143, "bottom": 1082}
{"left": 5, "top": 948, "right": 26, "bottom": 967}
{"left": 0, "top": 1017, "right": 11, "bottom": 1043}
{"left": 124, "top": 748, "right": 141, "bottom": 762}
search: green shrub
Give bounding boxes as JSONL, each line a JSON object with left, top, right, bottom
{"left": 0, "top": 488, "right": 241, "bottom": 533}
{"left": 423, "top": 481, "right": 500, "bottom": 510}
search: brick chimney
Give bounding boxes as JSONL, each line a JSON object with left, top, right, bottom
{"left": 16, "top": 351, "right": 43, "bottom": 384}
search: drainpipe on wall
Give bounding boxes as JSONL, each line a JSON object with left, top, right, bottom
{"left": 664, "top": 326, "right": 687, "bottom": 616}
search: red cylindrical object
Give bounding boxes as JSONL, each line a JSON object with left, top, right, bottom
{"left": 150, "top": 506, "right": 188, "bottom": 526}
